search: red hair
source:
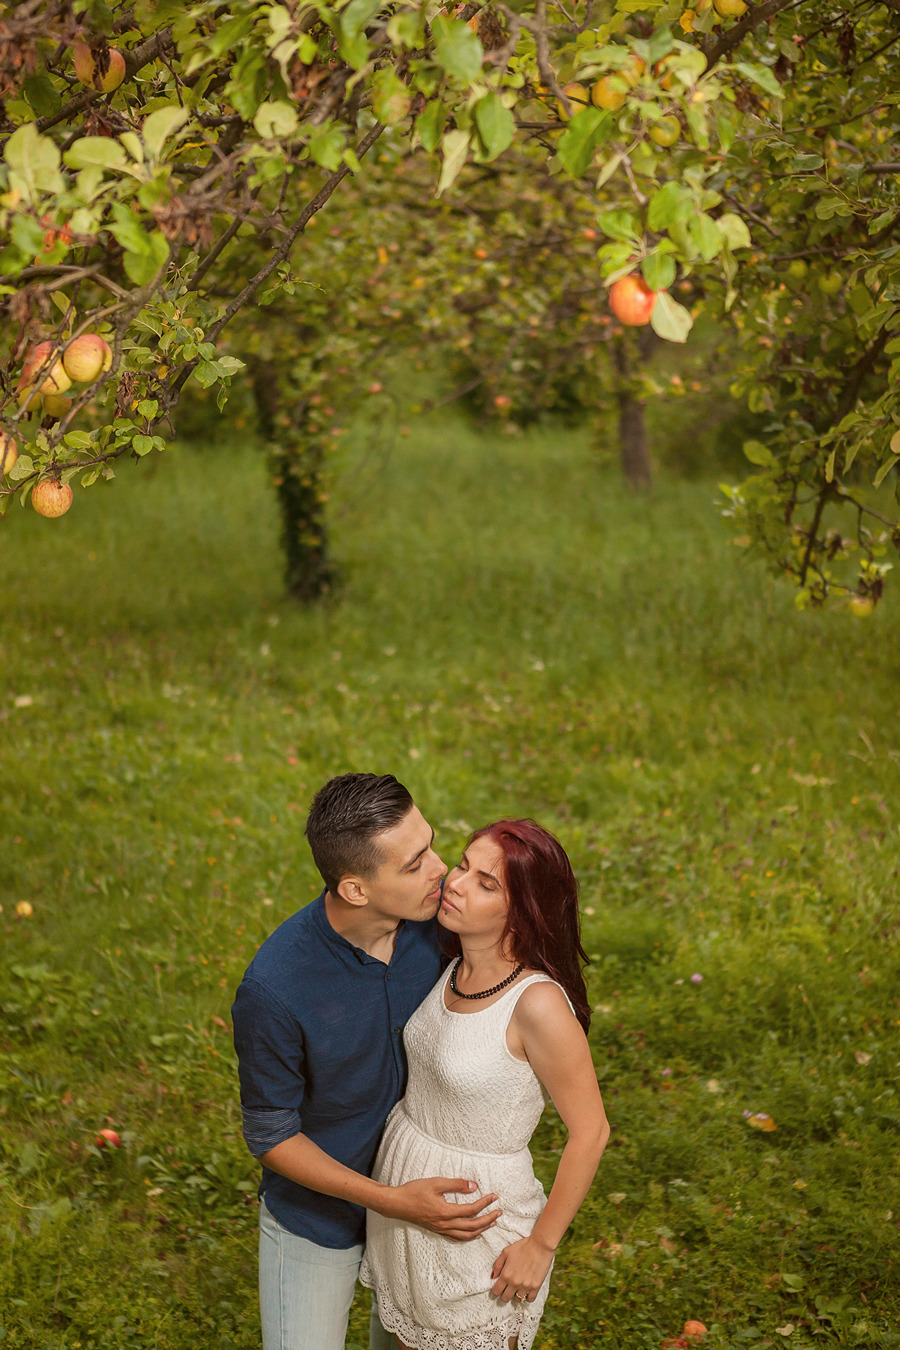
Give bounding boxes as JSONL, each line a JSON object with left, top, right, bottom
{"left": 443, "top": 819, "right": 590, "bottom": 1033}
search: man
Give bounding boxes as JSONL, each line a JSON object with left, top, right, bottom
{"left": 232, "top": 773, "right": 500, "bottom": 1350}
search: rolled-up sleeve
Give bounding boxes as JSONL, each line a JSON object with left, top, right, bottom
{"left": 232, "top": 977, "right": 305, "bottom": 1158}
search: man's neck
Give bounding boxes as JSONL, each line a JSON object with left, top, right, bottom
{"left": 323, "top": 891, "right": 402, "bottom": 962}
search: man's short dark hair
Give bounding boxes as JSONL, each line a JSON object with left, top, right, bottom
{"left": 305, "top": 773, "right": 415, "bottom": 895}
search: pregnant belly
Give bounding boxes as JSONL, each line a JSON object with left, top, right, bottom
{"left": 374, "top": 1103, "right": 546, "bottom": 1227}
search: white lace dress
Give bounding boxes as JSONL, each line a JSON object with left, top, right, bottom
{"left": 360, "top": 967, "right": 564, "bottom": 1350}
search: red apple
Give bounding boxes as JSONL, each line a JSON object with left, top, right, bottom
{"left": 95, "top": 1127, "right": 121, "bottom": 1149}
{"left": 32, "top": 479, "right": 74, "bottom": 518}
{"left": 683, "top": 1323, "right": 708, "bottom": 1341}
{"left": 0, "top": 432, "right": 18, "bottom": 477}
{"left": 18, "top": 342, "right": 71, "bottom": 411}
{"left": 73, "top": 40, "right": 126, "bottom": 93}
{"left": 609, "top": 275, "right": 659, "bottom": 326}
{"left": 63, "top": 334, "right": 113, "bottom": 383}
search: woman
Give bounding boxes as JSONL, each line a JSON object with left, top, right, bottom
{"left": 361, "top": 819, "right": 609, "bottom": 1350}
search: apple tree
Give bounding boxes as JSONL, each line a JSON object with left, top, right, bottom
{"left": 3, "top": 0, "right": 891, "bottom": 609}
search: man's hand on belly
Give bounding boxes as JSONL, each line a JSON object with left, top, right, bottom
{"left": 379, "top": 1178, "right": 501, "bottom": 1242}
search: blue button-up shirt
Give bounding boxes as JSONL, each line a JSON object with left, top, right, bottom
{"left": 232, "top": 892, "right": 444, "bottom": 1248}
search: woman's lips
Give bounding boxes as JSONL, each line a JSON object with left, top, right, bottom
{"left": 440, "top": 895, "right": 459, "bottom": 912}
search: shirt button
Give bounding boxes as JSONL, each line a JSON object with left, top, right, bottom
{"left": 393, "top": 1026, "right": 402, "bottom": 1035}
{"left": 385, "top": 972, "right": 391, "bottom": 981}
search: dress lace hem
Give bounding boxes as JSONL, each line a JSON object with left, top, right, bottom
{"left": 367, "top": 1284, "right": 542, "bottom": 1350}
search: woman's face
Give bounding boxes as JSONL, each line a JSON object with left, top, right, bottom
{"left": 439, "top": 835, "right": 509, "bottom": 943}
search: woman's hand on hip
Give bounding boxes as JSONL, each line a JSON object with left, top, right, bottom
{"left": 490, "top": 1235, "right": 554, "bottom": 1303}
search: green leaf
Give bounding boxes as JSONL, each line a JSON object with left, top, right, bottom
{"left": 650, "top": 290, "right": 692, "bottom": 343}
{"left": 790, "top": 153, "right": 824, "bottom": 173}
{"left": 473, "top": 93, "right": 515, "bottom": 163}
{"left": 436, "top": 129, "right": 471, "bottom": 197}
{"left": 733, "top": 61, "right": 784, "bottom": 99}
{"left": 142, "top": 106, "right": 191, "bottom": 159}
{"left": 254, "top": 100, "right": 299, "bottom": 140}
{"left": 824, "top": 447, "right": 836, "bottom": 483}
{"left": 416, "top": 101, "right": 446, "bottom": 154}
{"left": 597, "top": 209, "right": 639, "bottom": 242}
{"left": 23, "top": 75, "right": 62, "bottom": 118}
{"left": 743, "top": 439, "right": 776, "bottom": 468}
{"left": 717, "top": 212, "right": 751, "bottom": 251}
{"left": 873, "top": 454, "right": 900, "bottom": 489}
{"left": 225, "top": 50, "right": 268, "bottom": 120}
{"left": 208, "top": 13, "right": 256, "bottom": 58}
{"left": 372, "top": 69, "right": 412, "bottom": 127}
{"left": 340, "top": 0, "right": 382, "bottom": 42}
{"left": 4, "top": 123, "right": 64, "bottom": 200}
{"left": 308, "top": 123, "right": 345, "bottom": 171}
{"left": 133, "top": 435, "right": 155, "bottom": 455}
{"left": 9, "top": 454, "right": 34, "bottom": 482}
{"left": 64, "top": 137, "right": 129, "bottom": 172}
{"left": 690, "top": 212, "right": 722, "bottom": 262}
{"left": 431, "top": 15, "right": 483, "bottom": 84}
{"left": 647, "top": 180, "right": 693, "bottom": 231}
{"left": 387, "top": 10, "right": 424, "bottom": 47}
{"left": 642, "top": 252, "right": 676, "bottom": 291}
{"left": 557, "top": 108, "right": 609, "bottom": 178}
{"left": 123, "top": 232, "right": 169, "bottom": 285}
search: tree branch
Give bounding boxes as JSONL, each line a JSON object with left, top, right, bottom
{"left": 31, "top": 27, "right": 174, "bottom": 135}
{"left": 704, "top": 0, "right": 801, "bottom": 72}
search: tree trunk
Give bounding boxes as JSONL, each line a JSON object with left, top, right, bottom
{"left": 611, "top": 332, "right": 654, "bottom": 490}
{"left": 251, "top": 359, "right": 334, "bottom": 603}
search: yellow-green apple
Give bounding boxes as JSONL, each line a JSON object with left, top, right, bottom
{"left": 818, "top": 272, "right": 842, "bottom": 296}
{"left": 556, "top": 83, "right": 589, "bottom": 120}
{"left": 609, "top": 275, "right": 659, "bottom": 326}
{"left": 591, "top": 77, "right": 625, "bottom": 111}
{"left": 849, "top": 596, "right": 874, "bottom": 617}
{"left": 63, "top": 334, "right": 113, "bottom": 383}
{"left": 649, "top": 115, "right": 680, "bottom": 146}
{"left": 73, "top": 40, "right": 126, "bottom": 93}
{"left": 714, "top": 0, "right": 747, "bottom": 13}
{"left": 32, "top": 479, "right": 74, "bottom": 518}
{"left": 0, "top": 432, "right": 17, "bottom": 477}
{"left": 42, "top": 394, "right": 73, "bottom": 419}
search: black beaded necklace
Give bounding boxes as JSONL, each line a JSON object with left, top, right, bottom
{"left": 449, "top": 957, "right": 525, "bottom": 1000}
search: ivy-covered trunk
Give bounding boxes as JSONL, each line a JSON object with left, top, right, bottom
{"left": 251, "top": 360, "right": 333, "bottom": 603}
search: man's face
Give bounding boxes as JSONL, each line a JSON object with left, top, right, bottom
{"left": 354, "top": 805, "right": 447, "bottom": 923}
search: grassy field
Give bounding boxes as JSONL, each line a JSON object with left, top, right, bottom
{"left": 1, "top": 412, "right": 898, "bottom": 1350}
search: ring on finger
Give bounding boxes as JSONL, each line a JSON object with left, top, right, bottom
{"left": 515, "top": 1291, "right": 527, "bottom": 1301}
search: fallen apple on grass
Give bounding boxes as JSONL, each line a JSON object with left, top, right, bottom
{"left": 95, "top": 1128, "right": 121, "bottom": 1149}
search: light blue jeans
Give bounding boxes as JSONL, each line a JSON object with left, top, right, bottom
{"left": 259, "top": 1198, "right": 395, "bottom": 1350}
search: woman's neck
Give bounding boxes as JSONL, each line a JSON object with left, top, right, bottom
{"left": 456, "top": 940, "right": 519, "bottom": 982}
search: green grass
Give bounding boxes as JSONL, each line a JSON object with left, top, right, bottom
{"left": 1, "top": 413, "right": 898, "bottom": 1350}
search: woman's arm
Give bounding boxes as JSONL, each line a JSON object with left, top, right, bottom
{"left": 490, "top": 982, "right": 610, "bottom": 1302}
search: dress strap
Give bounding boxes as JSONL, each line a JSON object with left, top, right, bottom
{"left": 496, "top": 973, "right": 576, "bottom": 1035}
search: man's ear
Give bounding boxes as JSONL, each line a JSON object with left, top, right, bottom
{"left": 335, "top": 875, "right": 369, "bottom": 908}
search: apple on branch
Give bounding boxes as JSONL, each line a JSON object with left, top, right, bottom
{"left": 17, "top": 342, "right": 71, "bottom": 413}
{"left": 73, "top": 40, "right": 126, "bottom": 93}
{"left": 0, "top": 431, "right": 18, "bottom": 478}
{"left": 609, "top": 275, "right": 659, "bottom": 326}
{"left": 32, "top": 479, "right": 74, "bottom": 518}
{"left": 63, "top": 334, "right": 113, "bottom": 383}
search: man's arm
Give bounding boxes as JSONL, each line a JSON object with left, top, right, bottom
{"left": 233, "top": 976, "right": 500, "bottom": 1242}
{"left": 260, "top": 1133, "right": 501, "bottom": 1242}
